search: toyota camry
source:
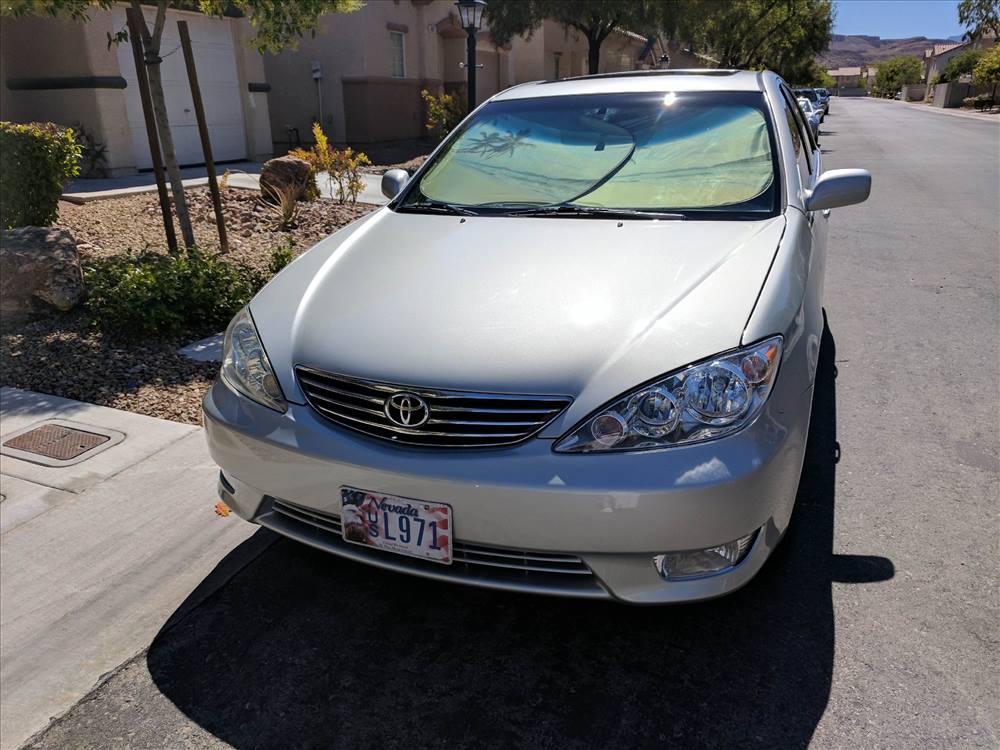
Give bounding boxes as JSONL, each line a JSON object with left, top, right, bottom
{"left": 204, "top": 69, "right": 871, "bottom": 604}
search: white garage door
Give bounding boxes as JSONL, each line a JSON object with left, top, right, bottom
{"left": 115, "top": 7, "right": 247, "bottom": 169}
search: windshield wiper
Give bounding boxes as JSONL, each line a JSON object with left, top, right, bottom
{"left": 396, "top": 199, "right": 477, "bottom": 216}
{"left": 506, "top": 204, "right": 686, "bottom": 220}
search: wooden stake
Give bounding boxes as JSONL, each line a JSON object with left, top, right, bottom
{"left": 177, "top": 19, "right": 228, "bottom": 253}
{"left": 125, "top": 6, "right": 177, "bottom": 254}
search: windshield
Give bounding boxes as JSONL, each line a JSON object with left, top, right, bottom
{"left": 795, "top": 89, "right": 819, "bottom": 102}
{"left": 400, "top": 91, "right": 779, "bottom": 218}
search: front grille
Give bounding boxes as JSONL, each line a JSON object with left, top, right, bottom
{"left": 263, "top": 499, "right": 605, "bottom": 597}
{"left": 295, "top": 367, "right": 571, "bottom": 448}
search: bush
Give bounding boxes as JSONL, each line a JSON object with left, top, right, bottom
{"left": 84, "top": 247, "right": 272, "bottom": 340}
{"left": 290, "top": 123, "right": 370, "bottom": 204}
{"left": 267, "top": 239, "right": 296, "bottom": 275}
{"left": 0, "top": 122, "right": 81, "bottom": 229}
{"left": 421, "top": 89, "right": 464, "bottom": 138}
{"left": 962, "top": 96, "right": 977, "bottom": 108}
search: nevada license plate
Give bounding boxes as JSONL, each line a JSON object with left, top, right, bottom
{"left": 340, "top": 487, "right": 452, "bottom": 565}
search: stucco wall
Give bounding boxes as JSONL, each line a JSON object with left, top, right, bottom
{"left": 232, "top": 18, "right": 273, "bottom": 162}
{"left": 2, "top": 9, "right": 271, "bottom": 173}
{"left": 264, "top": 0, "right": 459, "bottom": 148}
{"left": 0, "top": 10, "right": 135, "bottom": 175}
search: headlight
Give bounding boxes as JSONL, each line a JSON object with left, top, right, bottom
{"left": 220, "top": 307, "right": 287, "bottom": 412}
{"left": 554, "top": 336, "right": 782, "bottom": 453}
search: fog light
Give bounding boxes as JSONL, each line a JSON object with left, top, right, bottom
{"left": 653, "top": 529, "right": 759, "bottom": 581}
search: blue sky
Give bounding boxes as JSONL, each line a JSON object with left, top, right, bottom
{"left": 834, "top": 0, "right": 964, "bottom": 39}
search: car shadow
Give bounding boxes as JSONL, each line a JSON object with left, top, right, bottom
{"left": 147, "top": 318, "right": 893, "bottom": 749}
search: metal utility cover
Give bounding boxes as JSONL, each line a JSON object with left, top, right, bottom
{"left": 0, "top": 420, "right": 124, "bottom": 467}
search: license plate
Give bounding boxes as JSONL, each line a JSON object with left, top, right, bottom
{"left": 340, "top": 487, "right": 452, "bottom": 565}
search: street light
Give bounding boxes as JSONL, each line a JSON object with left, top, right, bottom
{"left": 456, "top": 0, "right": 486, "bottom": 112}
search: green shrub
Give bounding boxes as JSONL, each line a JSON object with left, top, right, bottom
{"left": 268, "top": 240, "right": 296, "bottom": 275}
{"left": 0, "top": 121, "right": 81, "bottom": 229}
{"left": 84, "top": 247, "right": 265, "bottom": 340}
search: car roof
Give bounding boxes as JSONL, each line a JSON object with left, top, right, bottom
{"left": 492, "top": 69, "right": 768, "bottom": 101}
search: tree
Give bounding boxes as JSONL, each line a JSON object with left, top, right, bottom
{"left": 958, "top": 0, "right": 1000, "bottom": 41}
{"left": 2, "top": 0, "right": 361, "bottom": 248}
{"left": 873, "top": 55, "right": 922, "bottom": 96}
{"left": 941, "top": 48, "right": 985, "bottom": 82}
{"left": 485, "top": 0, "right": 664, "bottom": 76}
{"left": 972, "top": 42, "right": 1000, "bottom": 99}
{"left": 671, "top": 0, "right": 834, "bottom": 82}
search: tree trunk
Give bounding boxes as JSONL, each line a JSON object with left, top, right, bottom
{"left": 587, "top": 37, "right": 601, "bottom": 74}
{"left": 133, "top": 0, "right": 195, "bottom": 248}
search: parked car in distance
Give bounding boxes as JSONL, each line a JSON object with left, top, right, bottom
{"left": 204, "top": 69, "right": 871, "bottom": 604}
{"left": 797, "top": 97, "right": 822, "bottom": 142}
{"left": 794, "top": 87, "right": 826, "bottom": 119}
{"left": 815, "top": 87, "right": 831, "bottom": 113}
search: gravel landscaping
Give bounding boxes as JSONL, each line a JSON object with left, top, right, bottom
{"left": 1, "top": 313, "right": 216, "bottom": 424}
{"left": 2, "top": 188, "right": 377, "bottom": 424}
{"left": 58, "top": 186, "right": 376, "bottom": 272}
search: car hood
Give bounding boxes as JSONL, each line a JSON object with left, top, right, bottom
{"left": 251, "top": 209, "right": 786, "bottom": 426}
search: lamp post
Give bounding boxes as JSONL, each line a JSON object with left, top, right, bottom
{"left": 456, "top": 0, "right": 486, "bottom": 112}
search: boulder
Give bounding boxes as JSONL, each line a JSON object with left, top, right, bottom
{"left": 0, "top": 227, "right": 85, "bottom": 319}
{"left": 259, "top": 155, "right": 313, "bottom": 203}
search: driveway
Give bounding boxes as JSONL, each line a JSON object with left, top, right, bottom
{"left": 22, "top": 98, "right": 1000, "bottom": 749}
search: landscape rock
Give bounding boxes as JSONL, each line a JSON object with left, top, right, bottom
{"left": 0, "top": 227, "right": 86, "bottom": 318}
{"left": 259, "top": 155, "right": 313, "bottom": 203}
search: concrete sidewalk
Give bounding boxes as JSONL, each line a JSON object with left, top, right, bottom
{"left": 63, "top": 163, "right": 388, "bottom": 206}
{"left": 857, "top": 95, "right": 1000, "bottom": 123}
{"left": 0, "top": 388, "right": 265, "bottom": 750}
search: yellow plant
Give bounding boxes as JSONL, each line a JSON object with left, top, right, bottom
{"left": 421, "top": 89, "right": 464, "bottom": 138}
{"left": 290, "top": 123, "right": 370, "bottom": 204}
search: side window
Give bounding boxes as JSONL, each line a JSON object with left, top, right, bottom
{"left": 779, "top": 86, "right": 812, "bottom": 181}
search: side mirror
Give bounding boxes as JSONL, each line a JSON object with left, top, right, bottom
{"left": 381, "top": 168, "right": 409, "bottom": 201}
{"left": 805, "top": 168, "right": 871, "bottom": 212}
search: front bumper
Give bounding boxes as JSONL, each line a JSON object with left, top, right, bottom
{"left": 203, "top": 376, "right": 812, "bottom": 604}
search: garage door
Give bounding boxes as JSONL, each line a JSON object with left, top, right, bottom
{"left": 114, "top": 7, "right": 247, "bottom": 169}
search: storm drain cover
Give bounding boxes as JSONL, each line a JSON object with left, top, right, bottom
{"left": 0, "top": 420, "right": 124, "bottom": 467}
{"left": 3, "top": 424, "right": 109, "bottom": 460}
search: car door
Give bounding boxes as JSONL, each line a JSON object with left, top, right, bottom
{"left": 777, "top": 82, "right": 829, "bottom": 383}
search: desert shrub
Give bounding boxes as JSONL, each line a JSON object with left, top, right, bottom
{"left": 260, "top": 180, "right": 300, "bottom": 229}
{"left": 290, "top": 123, "right": 370, "bottom": 204}
{"left": 0, "top": 121, "right": 81, "bottom": 229}
{"left": 962, "top": 96, "right": 977, "bottom": 108}
{"left": 84, "top": 247, "right": 264, "bottom": 340}
{"left": 421, "top": 89, "right": 464, "bottom": 138}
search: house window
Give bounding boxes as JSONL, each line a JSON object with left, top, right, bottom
{"left": 390, "top": 31, "right": 405, "bottom": 78}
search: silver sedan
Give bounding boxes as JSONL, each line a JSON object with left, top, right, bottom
{"left": 204, "top": 70, "right": 870, "bottom": 604}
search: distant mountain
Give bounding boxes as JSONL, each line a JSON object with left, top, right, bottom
{"left": 818, "top": 34, "right": 958, "bottom": 69}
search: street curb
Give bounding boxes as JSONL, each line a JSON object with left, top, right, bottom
{"left": 16, "top": 528, "right": 278, "bottom": 750}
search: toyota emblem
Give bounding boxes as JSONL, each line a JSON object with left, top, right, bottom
{"left": 384, "top": 392, "right": 430, "bottom": 427}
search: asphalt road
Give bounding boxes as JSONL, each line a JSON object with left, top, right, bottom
{"left": 27, "top": 98, "right": 999, "bottom": 749}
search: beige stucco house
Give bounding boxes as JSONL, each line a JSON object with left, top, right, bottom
{"left": 262, "top": 2, "right": 696, "bottom": 150}
{"left": 0, "top": 5, "right": 272, "bottom": 175}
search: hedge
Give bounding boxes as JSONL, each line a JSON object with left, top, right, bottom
{"left": 0, "top": 121, "right": 81, "bottom": 230}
